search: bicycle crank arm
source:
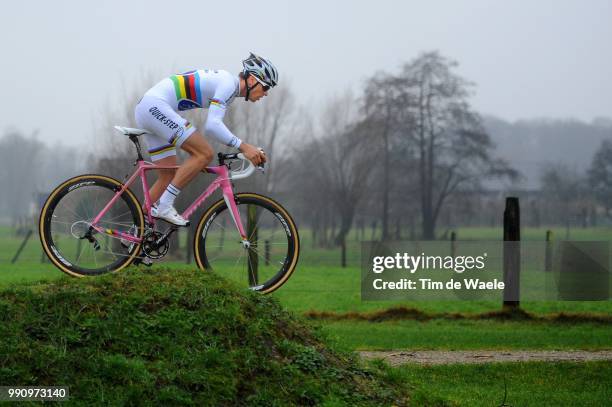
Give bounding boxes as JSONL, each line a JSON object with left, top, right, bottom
{"left": 156, "top": 226, "right": 178, "bottom": 246}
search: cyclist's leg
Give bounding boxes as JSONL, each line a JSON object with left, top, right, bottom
{"left": 134, "top": 96, "right": 211, "bottom": 225}
{"left": 169, "top": 131, "right": 214, "bottom": 189}
{"left": 153, "top": 132, "right": 212, "bottom": 225}
{"left": 149, "top": 155, "right": 177, "bottom": 206}
{"left": 135, "top": 96, "right": 196, "bottom": 203}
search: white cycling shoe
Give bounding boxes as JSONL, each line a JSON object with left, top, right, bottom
{"left": 151, "top": 205, "right": 190, "bottom": 227}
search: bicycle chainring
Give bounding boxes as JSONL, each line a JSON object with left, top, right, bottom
{"left": 141, "top": 230, "right": 169, "bottom": 259}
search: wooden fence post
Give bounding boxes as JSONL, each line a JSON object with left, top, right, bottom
{"left": 503, "top": 197, "right": 520, "bottom": 310}
{"left": 185, "top": 226, "right": 194, "bottom": 264}
{"left": 11, "top": 229, "right": 33, "bottom": 264}
{"left": 247, "top": 204, "right": 259, "bottom": 285}
{"left": 545, "top": 230, "right": 553, "bottom": 272}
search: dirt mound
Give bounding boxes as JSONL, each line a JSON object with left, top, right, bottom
{"left": 0, "top": 268, "right": 410, "bottom": 406}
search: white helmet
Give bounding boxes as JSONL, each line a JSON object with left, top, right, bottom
{"left": 242, "top": 52, "right": 279, "bottom": 88}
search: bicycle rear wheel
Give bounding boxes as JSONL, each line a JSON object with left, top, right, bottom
{"left": 39, "top": 174, "right": 144, "bottom": 277}
{"left": 193, "top": 193, "right": 300, "bottom": 294}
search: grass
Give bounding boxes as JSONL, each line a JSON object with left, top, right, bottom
{"left": 2, "top": 218, "right": 612, "bottom": 404}
{"left": 381, "top": 360, "right": 612, "bottom": 406}
{"left": 273, "top": 266, "right": 612, "bottom": 315}
{"left": 3, "top": 267, "right": 608, "bottom": 406}
{"left": 320, "top": 320, "right": 612, "bottom": 351}
{"left": 2, "top": 225, "right": 611, "bottom": 353}
{"left": 0, "top": 267, "right": 416, "bottom": 406}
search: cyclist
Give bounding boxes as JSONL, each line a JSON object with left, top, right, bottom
{"left": 134, "top": 52, "right": 277, "bottom": 226}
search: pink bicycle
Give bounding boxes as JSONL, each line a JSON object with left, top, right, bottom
{"left": 39, "top": 126, "right": 300, "bottom": 294}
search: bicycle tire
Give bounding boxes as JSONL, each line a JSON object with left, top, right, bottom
{"left": 39, "top": 174, "right": 144, "bottom": 277}
{"left": 193, "top": 192, "right": 300, "bottom": 294}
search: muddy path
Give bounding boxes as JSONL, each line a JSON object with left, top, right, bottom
{"left": 359, "top": 350, "right": 612, "bottom": 365}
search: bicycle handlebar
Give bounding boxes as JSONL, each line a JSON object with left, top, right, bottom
{"left": 228, "top": 151, "right": 265, "bottom": 180}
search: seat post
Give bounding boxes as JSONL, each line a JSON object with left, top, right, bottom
{"left": 129, "top": 136, "right": 145, "bottom": 161}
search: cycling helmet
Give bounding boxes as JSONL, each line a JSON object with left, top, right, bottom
{"left": 242, "top": 52, "right": 278, "bottom": 100}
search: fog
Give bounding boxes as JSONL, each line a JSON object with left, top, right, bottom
{"left": 0, "top": 0, "right": 610, "bottom": 147}
{"left": 1, "top": 0, "right": 611, "bottom": 237}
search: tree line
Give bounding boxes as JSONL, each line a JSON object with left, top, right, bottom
{"left": 3, "top": 50, "right": 612, "bottom": 247}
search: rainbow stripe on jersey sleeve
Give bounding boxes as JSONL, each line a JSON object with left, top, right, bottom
{"left": 170, "top": 70, "right": 203, "bottom": 111}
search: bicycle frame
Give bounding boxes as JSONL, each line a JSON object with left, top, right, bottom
{"left": 90, "top": 160, "right": 248, "bottom": 244}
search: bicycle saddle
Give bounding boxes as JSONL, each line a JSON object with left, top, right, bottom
{"left": 114, "top": 126, "right": 150, "bottom": 136}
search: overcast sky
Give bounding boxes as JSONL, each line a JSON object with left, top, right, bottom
{"left": 1, "top": 0, "right": 610, "bottom": 148}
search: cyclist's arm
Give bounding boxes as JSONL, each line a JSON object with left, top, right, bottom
{"left": 206, "top": 105, "right": 263, "bottom": 163}
{"left": 205, "top": 101, "right": 241, "bottom": 148}
{"left": 205, "top": 71, "right": 264, "bottom": 164}
{"left": 204, "top": 72, "right": 242, "bottom": 148}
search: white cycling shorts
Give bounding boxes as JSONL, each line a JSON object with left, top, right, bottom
{"left": 134, "top": 96, "right": 197, "bottom": 161}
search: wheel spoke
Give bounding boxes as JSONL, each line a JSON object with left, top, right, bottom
{"left": 232, "top": 249, "right": 246, "bottom": 272}
{"left": 247, "top": 252, "right": 258, "bottom": 286}
{"left": 60, "top": 195, "right": 86, "bottom": 222}
{"left": 197, "top": 197, "right": 297, "bottom": 293}
{"left": 105, "top": 209, "right": 134, "bottom": 223}
{"left": 42, "top": 177, "right": 141, "bottom": 275}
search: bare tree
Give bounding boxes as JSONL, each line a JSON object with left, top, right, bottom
{"left": 0, "top": 130, "right": 45, "bottom": 221}
{"left": 540, "top": 164, "right": 586, "bottom": 237}
{"left": 231, "top": 84, "right": 297, "bottom": 194}
{"left": 295, "top": 125, "right": 374, "bottom": 262}
{"left": 395, "top": 51, "right": 517, "bottom": 239}
{"left": 0, "top": 129, "right": 84, "bottom": 225}
{"left": 362, "top": 72, "right": 405, "bottom": 240}
{"left": 92, "top": 71, "right": 161, "bottom": 180}
{"left": 588, "top": 139, "right": 612, "bottom": 218}
{"left": 282, "top": 92, "right": 375, "bottom": 264}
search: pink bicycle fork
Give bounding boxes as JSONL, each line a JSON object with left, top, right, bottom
{"left": 90, "top": 161, "right": 248, "bottom": 245}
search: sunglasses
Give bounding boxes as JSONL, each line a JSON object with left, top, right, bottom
{"left": 252, "top": 76, "right": 271, "bottom": 91}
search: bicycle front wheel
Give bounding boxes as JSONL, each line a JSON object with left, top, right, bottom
{"left": 39, "top": 174, "right": 145, "bottom": 277}
{"left": 193, "top": 193, "right": 300, "bottom": 294}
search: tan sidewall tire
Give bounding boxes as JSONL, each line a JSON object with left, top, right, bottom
{"left": 39, "top": 174, "right": 144, "bottom": 277}
{"left": 193, "top": 192, "right": 299, "bottom": 294}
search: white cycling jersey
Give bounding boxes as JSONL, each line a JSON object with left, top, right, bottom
{"left": 135, "top": 69, "right": 241, "bottom": 161}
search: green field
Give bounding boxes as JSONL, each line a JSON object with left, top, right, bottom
{"left": 2, "top": 224, "right": 611, "bottom": 405}
{"left": 2, "top": 225, "right": 612, "bottom": 349}
{"left": 385, "top": 361, "right": 612, "bottom": 406}
{"left": 322, "top": 320, "right": 611, "bottom": 351}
